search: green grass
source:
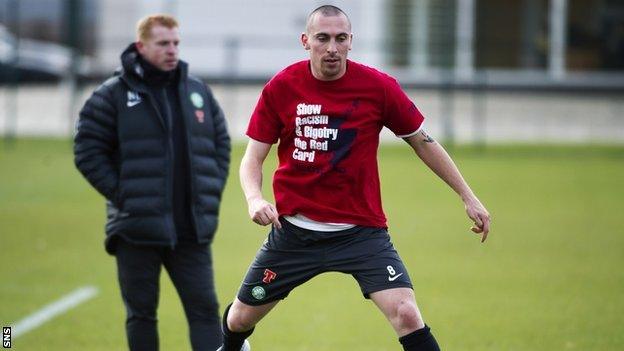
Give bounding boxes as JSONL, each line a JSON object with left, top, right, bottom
{"left": 1, "top": 138, "right": 623, "bottom": 350}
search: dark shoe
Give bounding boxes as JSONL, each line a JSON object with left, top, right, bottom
{"left": 216, "top": 339, "right": 250, "bottom": 351}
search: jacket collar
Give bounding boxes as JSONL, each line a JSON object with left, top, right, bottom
{"left": 116, "top": 43, "right": 189, "bottom": 92}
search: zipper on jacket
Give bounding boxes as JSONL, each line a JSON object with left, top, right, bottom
{"left": 179, "top": 82, "right": 200, "bottom": 237}
{"left": 148, "top": 90, "right": 177, "bottom": 247}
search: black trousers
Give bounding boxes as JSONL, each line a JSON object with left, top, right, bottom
{"left": 115, "top": 238, "right": 222, "bottom": 351}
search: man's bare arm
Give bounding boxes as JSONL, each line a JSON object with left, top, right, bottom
{"left": 240, "top": 139, "right": 282, "bottom": 229}
{"left": 404, "top": 130, "right": 491, "bottom": 242}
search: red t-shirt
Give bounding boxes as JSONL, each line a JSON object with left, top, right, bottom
{"left": 247, "top": 60, "right": 424, "bottom": 228}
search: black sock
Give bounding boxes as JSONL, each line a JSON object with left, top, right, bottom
{"left": 399, "top": 325, "right": 441, "bottom": 351}
{"left": 221, "top": 303, "right": 254, "bottom": 351}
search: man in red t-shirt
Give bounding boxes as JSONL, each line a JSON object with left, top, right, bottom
{"left": 216, "top": 5, "right": 490, "bottom": 351}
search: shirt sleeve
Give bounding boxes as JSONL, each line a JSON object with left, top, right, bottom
{"left": 246, "top": 83, "right": 284, "bottom": 144}
{"left": 382, "top": 77, "right": 425, "bottom": 138}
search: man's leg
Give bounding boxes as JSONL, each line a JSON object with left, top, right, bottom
{"left": 218, "top": 220, "right": 324, "bottom": 350}
{"left": 370, "top": 288, "right": 440, "bottom": 351}
{"left": 219, "top": 298, "right": 279, "bottom": 351}
{"left": 115, "top": 239, "right": 163, "bottom": 351}
{"left": 332, "top": 227, "right": 440, "bottom": 350}
{"left": 164, "top": 243, "right": 222, "bottom": 351}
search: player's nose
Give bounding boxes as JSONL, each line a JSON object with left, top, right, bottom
{"left": 166, "top": 43, "right": 178, "bottom": 55}
{"left": 326, "top": 40, "right": 338, "bottom": 53}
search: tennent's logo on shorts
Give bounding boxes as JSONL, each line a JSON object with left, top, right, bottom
{"left": 262, "top": 269, "right": 277, "bottom": 284}
{"left": 251, "top": 286, "right": 266, "bottom": 300}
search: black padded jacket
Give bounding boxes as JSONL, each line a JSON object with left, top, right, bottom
{"left": 74, "top": 44, "right": 231, "bottom": 253}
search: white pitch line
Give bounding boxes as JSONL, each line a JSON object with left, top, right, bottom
{"left": 11, "top": 285, "right": 99, "bottom": 338}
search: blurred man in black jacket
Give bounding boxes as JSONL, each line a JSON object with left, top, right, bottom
{"left": 74, "top": 14, "right": 230, "bottom": 351}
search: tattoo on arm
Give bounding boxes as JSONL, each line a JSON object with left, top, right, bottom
{"left": 420, "top": 130, "right": 435, "bottom": 143}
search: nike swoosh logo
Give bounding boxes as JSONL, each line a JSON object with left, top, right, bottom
{"left": 388, "top": 273, "right": 404, "bottom": 281}
{"left": 127, "top": 100, "right": 141, "bottom": 107}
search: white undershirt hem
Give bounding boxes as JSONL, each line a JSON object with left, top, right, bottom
{"left": 283, "top": 214, "right": 356, "bottom": 232}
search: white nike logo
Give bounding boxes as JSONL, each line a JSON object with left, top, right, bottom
{"left": 388, "top": 273, "right": 404, "bottom": 281}
{"left": 127, "top": 91, "right": 142, "bottom": 107}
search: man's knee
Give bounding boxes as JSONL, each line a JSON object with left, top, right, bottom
{"left": 226, "top": 307, "right": 255, "bottom": 332}
{"left": 395, "top": 300, "right": 424, "bottom": 331}
{"left": 125, "top": 300, "right": 157, "bottom": 320}
{"left": 126, "top": 305, "right": 157, "bottom": 323}
{"left": 183, "top": 297, "right": 220, "bottom": 322}
{"left": 122, "top": 288, "right": 159, "bottom": 321}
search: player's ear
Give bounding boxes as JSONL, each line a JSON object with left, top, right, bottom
{"left": 301, "top": 33, "right": 310, "bottom": 50}
{"left": 135, "top": 40, "right": 145, "bottom": 54}
{"left": 348, "top": 33, "right": 353, "bottom": 50}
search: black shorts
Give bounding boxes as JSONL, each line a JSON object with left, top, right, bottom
{"left": 237, "top": 218, "right": 413, "bottom": 306}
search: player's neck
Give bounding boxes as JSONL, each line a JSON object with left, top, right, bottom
{"left": 309, "top": 60, "right": 348, "bottom": 81}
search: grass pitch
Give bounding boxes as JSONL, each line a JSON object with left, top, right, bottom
{"left": 1, "top": 139, "right": 623, "bottom": 350}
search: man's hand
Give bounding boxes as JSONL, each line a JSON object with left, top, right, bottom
{"left": 405, "top": 133, "right": 491, "bottom": 242}
{"left": 463, "top": 196, "right": 491, "bottom": 242}
{"left": 248, "top": 196, "right": 282, "bottom": 229}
